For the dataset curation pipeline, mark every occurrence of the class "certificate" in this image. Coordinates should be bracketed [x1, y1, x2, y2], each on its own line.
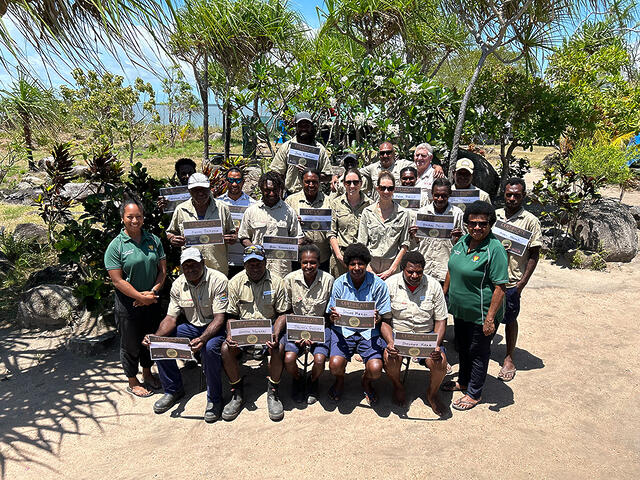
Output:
[300, 208, 332, 232]
[263, 236, 298, 261]
[334, 299, 375, 329]
[393, 331, 438, 358]
[416, 213, 455, 239]
[159, 186, 190, 214]
[393, 186, 422, 209]
[183, 219, 223, 246]
[229, 319, 273, 346]
[149, 335, 193, 361]
[492, 220, 533, 257]
[228, 205, 248, 228]
[450, 189, 480, 210]
[286, 315, 326, 343]
[287, 142, 320, 169]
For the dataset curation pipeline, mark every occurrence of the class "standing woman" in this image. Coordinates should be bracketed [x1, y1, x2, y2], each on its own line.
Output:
[443, 200, 508, 411]
[357, 171, 410, 280]
[328, 168, 372, 277]
[104, 196, 167, 397]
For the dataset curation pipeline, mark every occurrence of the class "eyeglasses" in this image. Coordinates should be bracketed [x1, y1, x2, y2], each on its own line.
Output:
[378, 185, 395, 192]
[415, 153, 430, 158]
[227, 178, 243, 184]
[344, 180, 360, 185]
[379, 150, 394, 156]
[467, 221, 489, 228]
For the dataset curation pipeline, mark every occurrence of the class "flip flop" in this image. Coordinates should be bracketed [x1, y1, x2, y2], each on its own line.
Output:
[126, 386, 154, 398]
[452, 395, 479, 411]
[363, 389, 378, 406]
[440, 381, 465, 392]
[498, 367, 517, 382]
[328, 385, 342, 402]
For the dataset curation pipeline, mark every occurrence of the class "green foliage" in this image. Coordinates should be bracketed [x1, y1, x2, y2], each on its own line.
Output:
[568, 138, 634, 189]
[160, 65, 201, 147]
[0, 142, 25, 185]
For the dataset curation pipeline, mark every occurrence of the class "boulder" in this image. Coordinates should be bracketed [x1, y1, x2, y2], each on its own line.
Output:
[66, 310, 117, 356]
[69, 165, 91, 179]
[210, 132, 223, 143]
[17, 284, 81, 329]
[0, 186, 41, 205]
[457, 148, 500, 198]
[0, 251, 12, 275]
[628, 205, 640, 229]
[574, 197, 638, 262]
[24, 263, 80, 290]
[541, 228, 577, 254]
[21, 175, 45, 186]
[61, 182, 99, 202]
[12, 223, 48, 244]
[37, 156, 54, 170]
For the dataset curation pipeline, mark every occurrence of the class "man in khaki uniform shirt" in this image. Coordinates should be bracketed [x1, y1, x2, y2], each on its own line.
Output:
[144, 248, 228, 422]
[360, 141, 413, 200]
[238, 171, 303, 278]
[222, 245, 289, 422]
[380, 251, 449, 415]
[167, 173, 236, 276]
[285, 169, 332, 269]
[452, 158, 492, 206]
[495, 177, 542, 383]
[269, 112, 333, 194]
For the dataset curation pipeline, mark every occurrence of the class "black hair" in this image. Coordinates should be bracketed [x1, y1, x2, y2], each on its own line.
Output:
[301, 168, 321, 179]
[463, 200, 497, 226]
[377, 170, 395, 186]
[259, 171, 285, 192]
[175, 157, 197, 171]
[119, 194, 144, 218]
[504, 177, 526, 193]
[343, 168, 362, 182]
[343, 243, 372, 266]
[432, 177, 452, 192]
[401, 250, 426, 270]
[299, 243, 321, 260]
[400, 166, 417, 178]
[226, 167, 244, 179]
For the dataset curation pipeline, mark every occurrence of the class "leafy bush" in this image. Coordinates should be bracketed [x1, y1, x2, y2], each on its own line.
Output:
[568, 139, 634, 196]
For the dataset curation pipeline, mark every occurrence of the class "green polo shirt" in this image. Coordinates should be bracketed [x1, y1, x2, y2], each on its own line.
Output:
[104, 229, 165, 292]
[447, 233, 508, 325]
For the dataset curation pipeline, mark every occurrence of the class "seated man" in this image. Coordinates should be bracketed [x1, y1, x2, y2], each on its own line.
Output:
[222, 245, 288, 422]
[326, 243, 392, 405]
[143, 248, 228, 423]
[381, 251, 449, 415]
[281, 244, 334, 405]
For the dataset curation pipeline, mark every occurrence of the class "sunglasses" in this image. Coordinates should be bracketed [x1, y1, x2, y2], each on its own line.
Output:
[467, 221, 489, 228]
[227, 178, 243, 184]
[344, 180, 361, 185]
[378, 185, 395, 192]
[379, 150, 394, 156]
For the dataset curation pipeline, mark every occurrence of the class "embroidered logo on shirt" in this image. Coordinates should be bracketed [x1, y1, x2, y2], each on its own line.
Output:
[219, 293, 228, 302]
[148, 245, 154, 251]
[472, 255, 480, 262]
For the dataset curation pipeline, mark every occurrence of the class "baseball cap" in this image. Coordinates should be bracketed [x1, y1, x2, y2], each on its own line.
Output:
[188, 172, 211, 189]
[294, 111, 313, 124]
[180, 247, 203, 264]
[455, 159, 474, 173]
[243, 244, 266, 263]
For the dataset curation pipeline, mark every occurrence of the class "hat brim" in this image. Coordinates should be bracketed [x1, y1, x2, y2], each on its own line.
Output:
[188, 182, 211, 189]
[456, 166, 474, 173]
[243, 253, 265, 263]
[181, 255, 203, 264]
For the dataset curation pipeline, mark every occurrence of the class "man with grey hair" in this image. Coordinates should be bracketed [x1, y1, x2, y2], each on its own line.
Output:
[414, 143, 445, 205]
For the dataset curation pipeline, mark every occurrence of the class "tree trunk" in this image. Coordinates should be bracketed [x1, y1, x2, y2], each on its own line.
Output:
[22, 113, 35, 171]
[448, 48, 490, 179]
[503, 140, 519, 182]
[223, 95, 232, 161]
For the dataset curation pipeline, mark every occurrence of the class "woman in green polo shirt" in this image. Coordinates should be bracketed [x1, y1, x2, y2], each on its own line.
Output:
[443, 201, 508, 411]
[104, 196, 167, 398]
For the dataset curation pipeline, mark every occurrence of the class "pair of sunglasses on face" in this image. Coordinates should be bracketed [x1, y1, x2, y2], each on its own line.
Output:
[226, 178, 243, 184]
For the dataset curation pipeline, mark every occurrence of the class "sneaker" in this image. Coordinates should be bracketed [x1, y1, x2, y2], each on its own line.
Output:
[204, 401, 223, 423]
[307, 378, 320, 405]
[267, 379, 284, 421]
[153, 390, 185, 414]
[222, 379, 245, 421]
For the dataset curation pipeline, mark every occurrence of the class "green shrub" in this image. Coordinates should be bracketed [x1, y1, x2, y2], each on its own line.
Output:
[568, 139, 634, 191]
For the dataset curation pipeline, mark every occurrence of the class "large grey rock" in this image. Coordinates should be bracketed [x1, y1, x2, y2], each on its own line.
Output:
[61, 182, 99, 201]
[66, 310, 116, 356]
[457, 148, 500, 198]
[0, 186, 41, 205]
[37, 156, 54, 170]
[69, 165, 91, 179]
[210, 132, 223, 143]
[628, 205, 640, 229]
[22, 174, 45, 186]
[24, 263, 80, 289]
[12, 223, 48, 244]
[541, 228, 577, 254]
[17, 284, 81, 329]
[574, 197, 638, 262]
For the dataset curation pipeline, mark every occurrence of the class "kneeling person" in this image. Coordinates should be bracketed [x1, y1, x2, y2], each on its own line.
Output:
[222, 245, 288, 422]
[382, 251, 448, 415]
[144, 248, 228, 422]
[282, 244, 334, 404]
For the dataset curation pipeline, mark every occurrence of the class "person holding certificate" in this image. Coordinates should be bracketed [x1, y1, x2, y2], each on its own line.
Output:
[328, 168, 372, 278]
[326, 243, 392, 405]
[156, 158, 197, 211]
[166, 173, 236, 276]
[360, 142, 412, 200]
[269, 111, 334, 195]
[238, 171, 303, 279]
[357, 171, 411, 280]
[381, 251, 449, 414]
[104, 196, 166, 398]
[452, 158, 491, 204]
[495, 178, 542, 382]
[142, 248, 228, 422]
[443, 201, 508, 411]
[285, 168, 332, 272]
[223, 245, 288, 422]
[281, 244, 334, 404]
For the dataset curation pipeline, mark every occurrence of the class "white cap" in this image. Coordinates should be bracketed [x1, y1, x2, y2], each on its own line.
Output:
[180, 247, 203, 264]
[188, 173, 211, 189]
[455, 158, 474, 173]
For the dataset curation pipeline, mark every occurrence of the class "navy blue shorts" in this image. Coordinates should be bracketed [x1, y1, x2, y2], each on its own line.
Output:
[329, 328, 386, 362]
[502, 286, 521, 324]
[279, 326, 331, 357]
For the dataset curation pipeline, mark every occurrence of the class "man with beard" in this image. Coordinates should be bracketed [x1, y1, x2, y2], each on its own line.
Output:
[270, 111, 334, 195]
[361, 141, 413, 200]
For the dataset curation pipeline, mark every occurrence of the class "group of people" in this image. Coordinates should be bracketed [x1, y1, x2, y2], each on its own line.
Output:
[104, 111, 542, 423]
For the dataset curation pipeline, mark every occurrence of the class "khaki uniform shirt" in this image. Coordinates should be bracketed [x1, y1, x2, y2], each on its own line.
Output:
[496, 207, 542, 288]
[283, 269, 334, 317]
[360, 158, 413, 200]
[414, 202, 464, 282]
[167, 196, 235, 276]
[386, 272, 448, 333]
[329, 193, 373, 249]
[285, 190, 332, 263]
[357, 203, 411, 259]
[237, 199, 302, 278]
[167, 267, 229, 327]
[227, 270, 288, 320]
[270, 136, 332, 194]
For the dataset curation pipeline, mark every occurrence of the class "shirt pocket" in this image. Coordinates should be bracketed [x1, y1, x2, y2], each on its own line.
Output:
[276, 219, 289, 236]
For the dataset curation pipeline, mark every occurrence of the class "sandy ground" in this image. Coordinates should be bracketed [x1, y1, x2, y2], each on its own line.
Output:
[1, 248, 639, 480]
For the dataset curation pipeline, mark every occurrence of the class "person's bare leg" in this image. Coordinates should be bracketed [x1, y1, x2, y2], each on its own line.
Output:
[362, 358, 382, 404]
[329, 355, 346, 398]
[128, 376, 152, 396]
[141, 367, 160, 389]
[268, 343, 284, 382]
[284, 351, 300, 380]
[501, 320, 518, 380]
[425, 353, 447, 416]
[383, 350, 405, 405]
[221, 342, 241, 382]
